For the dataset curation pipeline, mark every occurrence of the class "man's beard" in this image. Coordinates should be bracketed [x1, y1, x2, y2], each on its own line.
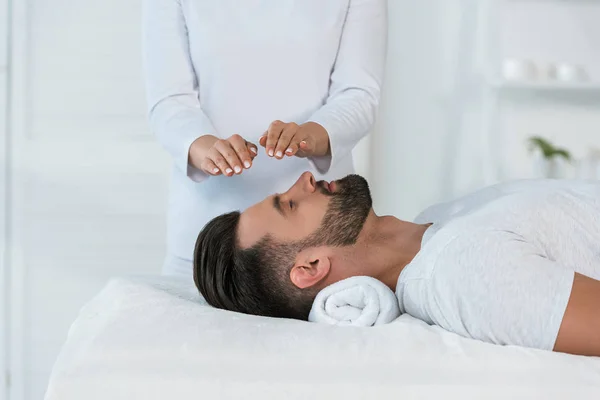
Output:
[308, 174, 373, 247]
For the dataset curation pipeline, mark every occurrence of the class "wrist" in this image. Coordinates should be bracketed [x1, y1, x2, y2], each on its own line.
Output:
[301, 122, 330, 157]
[189, 134, 218, 168]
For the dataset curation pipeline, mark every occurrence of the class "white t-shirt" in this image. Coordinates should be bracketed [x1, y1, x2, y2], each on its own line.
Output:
[397, 179, 600, 351]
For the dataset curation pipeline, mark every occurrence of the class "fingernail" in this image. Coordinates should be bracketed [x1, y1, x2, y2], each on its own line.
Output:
[301, 141, 307, 145]
[268, 149, 274, 157]
[286, 148, 293, 154]
[276, 151, 282, 158]
[234, 166, 242, 174]
[244, 161, 251, 168]
[213, 168, 220, 174]
[225, 168, 233, 175]
[250, 147, 257, 154]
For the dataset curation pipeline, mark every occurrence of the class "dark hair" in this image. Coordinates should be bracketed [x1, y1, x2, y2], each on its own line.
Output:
[193, 211, 317, 320]
[194, 174, 372, 320]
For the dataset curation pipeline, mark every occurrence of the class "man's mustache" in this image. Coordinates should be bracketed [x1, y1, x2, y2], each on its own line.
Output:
[316, 180, 335, 196]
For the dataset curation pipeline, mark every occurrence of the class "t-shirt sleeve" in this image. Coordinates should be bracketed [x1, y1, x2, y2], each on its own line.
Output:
[429, 230, 575, 351]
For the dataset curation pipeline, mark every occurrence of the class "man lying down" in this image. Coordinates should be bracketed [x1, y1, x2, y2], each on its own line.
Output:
[193, 172, 600, 357]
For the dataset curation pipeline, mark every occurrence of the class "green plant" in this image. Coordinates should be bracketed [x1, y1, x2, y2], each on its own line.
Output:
[528, 136, 572, 162]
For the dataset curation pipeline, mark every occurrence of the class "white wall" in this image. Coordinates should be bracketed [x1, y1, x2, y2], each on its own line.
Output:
[372, 0, 600, 220]
[1, 0, 9, 397]
[372, 0, 465, 220]
[7, 1, 170, 399]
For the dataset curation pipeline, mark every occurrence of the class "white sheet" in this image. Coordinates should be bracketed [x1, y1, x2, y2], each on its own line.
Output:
[45, 276, 600, 400]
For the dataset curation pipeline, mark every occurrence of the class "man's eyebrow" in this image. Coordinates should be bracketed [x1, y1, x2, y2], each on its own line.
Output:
[273, 195, 285, 216]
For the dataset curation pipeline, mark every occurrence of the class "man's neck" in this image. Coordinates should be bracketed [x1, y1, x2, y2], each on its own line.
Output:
[362, 215, 430, 291]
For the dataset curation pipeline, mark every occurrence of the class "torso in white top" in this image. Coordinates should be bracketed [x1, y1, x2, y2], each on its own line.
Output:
[400, 179, 600, 351]
[142, 0, 387, 276]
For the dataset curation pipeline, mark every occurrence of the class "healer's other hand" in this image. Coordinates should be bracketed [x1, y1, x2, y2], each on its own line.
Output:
[189, 134, 258, 177]
[259, 121, 330, 159]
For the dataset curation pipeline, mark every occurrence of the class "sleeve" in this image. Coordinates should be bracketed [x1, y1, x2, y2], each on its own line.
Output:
[308, 0, 388, 174]
[429, 230, 575, 351]
[142, 0, 217, 183]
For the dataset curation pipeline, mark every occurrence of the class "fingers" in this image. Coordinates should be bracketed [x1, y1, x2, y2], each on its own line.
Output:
[259, 135, 267, 149]
[199, 135, 258, 177]
[247, 142, 259, 159]
[200, 157, 222, 176]
[294, 138, 313, 158]
[281, 133, 305, 157]
[206, 146, 233, 176]
[300, 138, 312, 152]
[265, 120, 284, 158]
[261, 121, 306, 159]
[228, 134, 253, 170]
[274, 123, 299, 159]
[285, 141, 300, 157]
[214, 139, 244, 176]
[283, 129, 314, 158]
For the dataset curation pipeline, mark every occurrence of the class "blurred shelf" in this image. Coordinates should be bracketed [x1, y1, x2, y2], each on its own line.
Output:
[490, 79, 600, 93]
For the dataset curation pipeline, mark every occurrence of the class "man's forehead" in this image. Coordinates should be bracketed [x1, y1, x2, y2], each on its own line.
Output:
[237, 200, 270, 249]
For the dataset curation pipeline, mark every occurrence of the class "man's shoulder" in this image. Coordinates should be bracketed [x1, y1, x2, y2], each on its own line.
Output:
[422, 226, 520, 281]
[405, 226, 485, 283]
[414, 179, 594, 225]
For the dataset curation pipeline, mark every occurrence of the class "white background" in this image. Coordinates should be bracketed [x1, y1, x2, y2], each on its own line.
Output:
[1, 0, 9, 397]
[3, 0, 600, 399]
[372, 0, 600, 219]
[4, 1, 170, 399]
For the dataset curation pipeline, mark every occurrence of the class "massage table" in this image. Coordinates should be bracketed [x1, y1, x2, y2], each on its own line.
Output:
[45, 276, 600, 399]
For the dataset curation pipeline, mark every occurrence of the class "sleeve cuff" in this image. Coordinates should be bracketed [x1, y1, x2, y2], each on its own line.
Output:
[307, 116, 349, 175]
[187, 165, 210, 183]
[309, 155, 333, 175]
[178, 132, 210, 183]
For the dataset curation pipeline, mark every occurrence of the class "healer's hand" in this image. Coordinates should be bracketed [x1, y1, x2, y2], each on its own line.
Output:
[259, 121, 330, 159]
[189, 134, 258, 177]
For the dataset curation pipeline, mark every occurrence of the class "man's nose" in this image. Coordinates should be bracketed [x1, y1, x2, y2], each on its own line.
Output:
[296, 171, 316, 194]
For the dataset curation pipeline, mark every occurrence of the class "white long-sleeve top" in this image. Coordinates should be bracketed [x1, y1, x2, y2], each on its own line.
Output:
[142, 0, 387, 276]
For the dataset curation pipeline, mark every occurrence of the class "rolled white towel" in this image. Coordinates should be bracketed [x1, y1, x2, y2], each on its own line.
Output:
[308, 276, 401, 327]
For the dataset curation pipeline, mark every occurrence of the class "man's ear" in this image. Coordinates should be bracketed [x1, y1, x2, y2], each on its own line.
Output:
[289, 247, 331, 289]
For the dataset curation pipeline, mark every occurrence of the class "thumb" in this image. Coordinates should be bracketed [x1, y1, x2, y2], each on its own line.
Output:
[246, 141, 258, 157]
[259, 134, 268, 147]
[299, 136, 314, 154]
